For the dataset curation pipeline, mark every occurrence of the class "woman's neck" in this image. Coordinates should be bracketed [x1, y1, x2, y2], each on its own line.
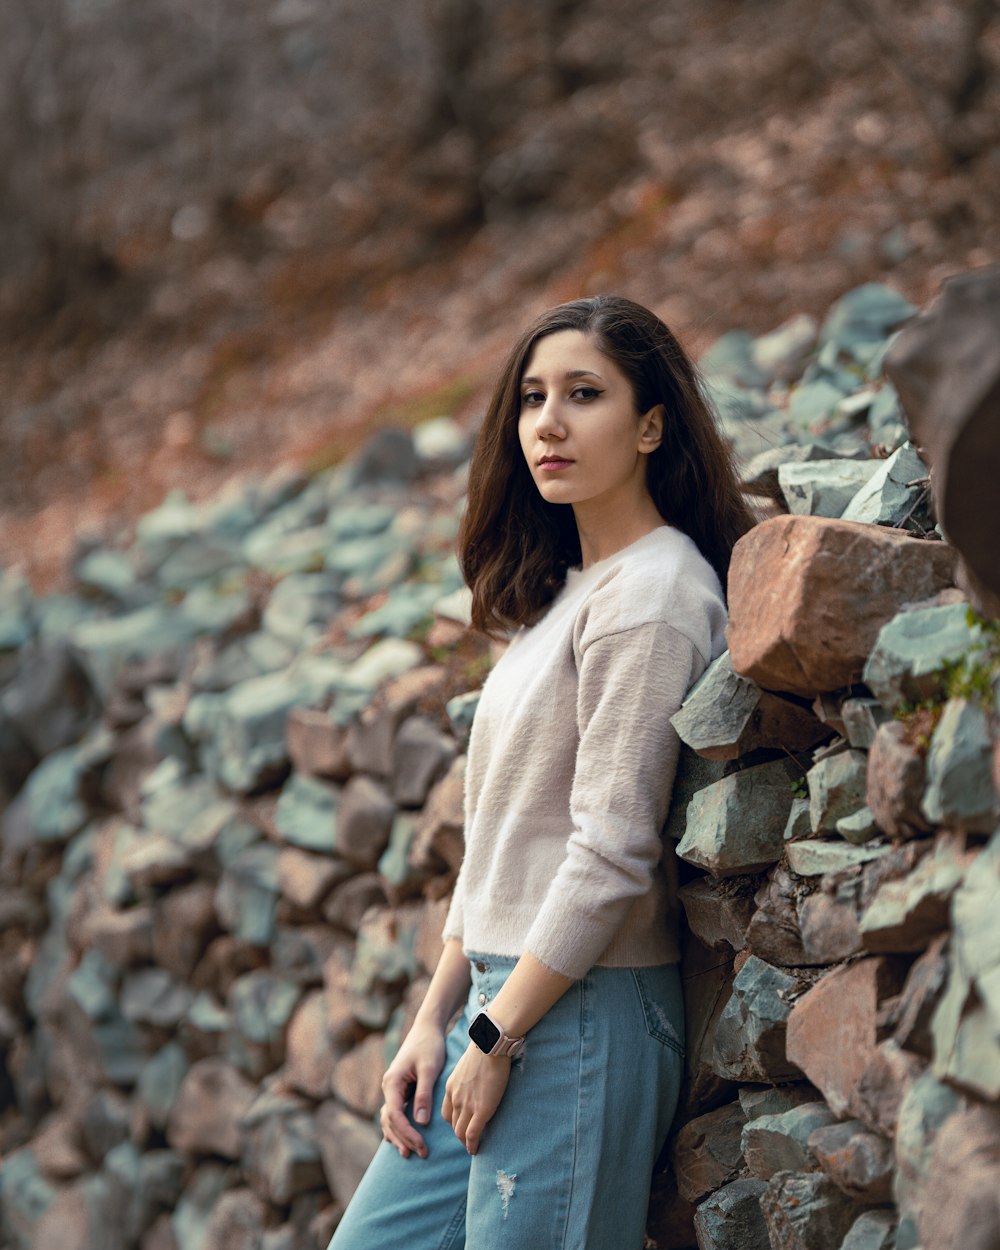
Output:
[573, 496, 667, 568]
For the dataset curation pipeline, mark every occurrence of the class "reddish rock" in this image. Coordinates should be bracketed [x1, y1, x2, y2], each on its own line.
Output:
[670, 1100, 747, 1204]
[807, 1119, 894, 1203]
[190, 934, 268, 999]
[678, 875, 756, 951]
[852, 1039, 924, 1139]
[798, 885, 864, 965]
[392, 715, 456, 807]
[885, 264, 1000, 614]
[315, 1101, 381, 1207]
[409, 756, 466, 888]
[414, 895, 452, 975]
[166, 1057, 256, 1159]
[141, 1215, 178, 1250]
[918, 1102, 1000, 1250]
[332, 1031, 387, 1119]
[759, 1169, 860, 1250]
[336, 776, 396, 869]
[892, 934, 949, 1058]
[323, 872, 388, 934]
[82, 901, 154, 969]
[277, 847, 350, 912]
[727, 515, 955, 696]
[287, 706, 352, 781]
[31, 1111, 88, 1180]
[31, 1184, 91, 1250]
[347, 666, 448, 777]
[151, 880, 220, 979]
[746, 866, 810, 966]
[203, 1188, 272, 1250]
[866, 721, 931, 838]
[786, 956, 910, 1121]
[284, 990, 339, 1099]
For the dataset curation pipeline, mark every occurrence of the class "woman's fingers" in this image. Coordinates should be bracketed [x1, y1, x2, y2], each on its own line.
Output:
[381, 1069, 428, 1158]
[412, 1057, 438, 1126]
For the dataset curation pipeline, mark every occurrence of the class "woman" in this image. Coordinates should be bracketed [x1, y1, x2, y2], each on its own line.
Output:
[328, 295, 754, 1250]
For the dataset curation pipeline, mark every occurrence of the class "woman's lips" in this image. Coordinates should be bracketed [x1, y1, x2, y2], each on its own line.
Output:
[539, 458, 574, 472]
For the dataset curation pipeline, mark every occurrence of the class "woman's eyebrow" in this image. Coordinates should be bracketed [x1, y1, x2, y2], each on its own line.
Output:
[521, 369, 606, 385]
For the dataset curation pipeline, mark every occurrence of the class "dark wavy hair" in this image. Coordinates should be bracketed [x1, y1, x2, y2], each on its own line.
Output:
[459, 294, 756, 637]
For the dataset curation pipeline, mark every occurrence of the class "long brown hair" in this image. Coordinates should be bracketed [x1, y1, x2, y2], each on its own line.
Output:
[459, 295, 755, 637]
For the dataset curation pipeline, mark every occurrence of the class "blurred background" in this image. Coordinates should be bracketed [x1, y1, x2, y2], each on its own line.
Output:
[1, 0, 997, 589]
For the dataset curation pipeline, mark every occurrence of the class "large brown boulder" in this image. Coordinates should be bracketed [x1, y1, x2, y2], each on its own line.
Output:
[885, 264, 1000, 616]
[727, 515, 955, 695]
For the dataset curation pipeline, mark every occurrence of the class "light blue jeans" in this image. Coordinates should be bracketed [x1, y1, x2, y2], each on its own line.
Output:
[327, 954, 685, 1250]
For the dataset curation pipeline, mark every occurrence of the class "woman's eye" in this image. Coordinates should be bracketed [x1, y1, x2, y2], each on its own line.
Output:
[572, 386, 601, 401]
[521, 390, 544, 407]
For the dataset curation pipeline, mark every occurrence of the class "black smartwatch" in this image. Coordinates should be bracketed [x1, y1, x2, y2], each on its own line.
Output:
[469, 1009, 526, 1058]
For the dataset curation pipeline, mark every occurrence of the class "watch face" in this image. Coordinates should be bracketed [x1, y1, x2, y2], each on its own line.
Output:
[469, 1012, 502, 1053]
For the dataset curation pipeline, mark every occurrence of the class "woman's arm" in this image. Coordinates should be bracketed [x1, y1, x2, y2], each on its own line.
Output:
[441, 952, 573, 1155]
[379, 938, 471, 1158]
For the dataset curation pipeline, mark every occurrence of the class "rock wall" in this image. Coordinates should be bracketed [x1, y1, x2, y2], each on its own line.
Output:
[1, 279, 998, 1250]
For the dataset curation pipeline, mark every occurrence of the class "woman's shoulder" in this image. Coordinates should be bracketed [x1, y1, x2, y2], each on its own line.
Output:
[574, 526, 727, 656]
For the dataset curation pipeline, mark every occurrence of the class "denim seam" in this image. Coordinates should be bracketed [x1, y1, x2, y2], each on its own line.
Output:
[435, 1193, 467, 1250]
[630, 969, 685, 1057]
[558, 975, 587, 1250]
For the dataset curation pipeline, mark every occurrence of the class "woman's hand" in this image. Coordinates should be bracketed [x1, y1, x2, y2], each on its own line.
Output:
[441, 1043, 512, 1155]
[379, 1020, 447, 1159]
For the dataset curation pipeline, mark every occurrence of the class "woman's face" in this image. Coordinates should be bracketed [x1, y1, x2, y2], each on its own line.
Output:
[517, 329, 663, 519]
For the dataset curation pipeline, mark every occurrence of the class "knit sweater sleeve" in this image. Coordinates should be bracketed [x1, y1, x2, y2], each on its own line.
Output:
[523, 618, 705, 979]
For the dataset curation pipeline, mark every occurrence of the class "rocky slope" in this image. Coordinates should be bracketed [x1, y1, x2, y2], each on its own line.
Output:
[0, 276, 999, 1250]
[1, 0, 998, 590]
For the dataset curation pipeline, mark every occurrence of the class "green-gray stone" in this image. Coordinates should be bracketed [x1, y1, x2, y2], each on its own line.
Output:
[922, 697, 997, 832]
[67, 948, 119, 1021]
[863, 603, 981, 714]
[820, 283, 916, 355]
[893, 1071, 966, 1249]
[228, 970, 301, 1048]
[784, 796, 812, 841]
[263, 572, 341, 646]
[446, 690, 480, 741]
[836, 805, 879, 845]
[677, 760, 795, 876]
[741, 1101, 839, 1177]
[215, 842, 280, 944]
[786, 839, 891, 876]
[789, 379, 846, 426]
[712, 955, 803, 1082]
[778, 458, 880, 517]
[841, 442, 930, 529]
[378, 812, 422, 892]
[808, 748, 868, 833]
[0, 1147, 56, 1250]
[137, 1043, 189, 1130]
[22, 746, 90, 844]
[69, 604, 201, 700]
[693, 1178, 771, 1250]
[671, 650, 761, 755]
[275, 773, 339, 853]
[171, 1162, 237, 1250]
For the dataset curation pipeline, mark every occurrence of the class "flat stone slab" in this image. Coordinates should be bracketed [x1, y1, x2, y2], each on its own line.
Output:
[786, 839, 891, 876]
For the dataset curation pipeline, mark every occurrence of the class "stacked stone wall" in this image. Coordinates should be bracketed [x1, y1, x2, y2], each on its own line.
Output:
[1, 277, 998, 1250]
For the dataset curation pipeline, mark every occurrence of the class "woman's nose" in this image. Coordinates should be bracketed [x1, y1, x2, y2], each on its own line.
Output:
[534, 398, 565, 438]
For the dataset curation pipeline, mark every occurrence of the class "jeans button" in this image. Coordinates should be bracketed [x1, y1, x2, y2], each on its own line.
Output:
[474, 961, 487, 973]
[477, 992, 488, 1006]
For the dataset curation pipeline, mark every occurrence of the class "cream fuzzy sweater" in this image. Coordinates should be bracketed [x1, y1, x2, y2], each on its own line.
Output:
[443, 525, 728, 980]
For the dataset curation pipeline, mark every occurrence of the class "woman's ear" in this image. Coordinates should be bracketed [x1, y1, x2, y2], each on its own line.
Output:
[638, 404, 665, 454]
